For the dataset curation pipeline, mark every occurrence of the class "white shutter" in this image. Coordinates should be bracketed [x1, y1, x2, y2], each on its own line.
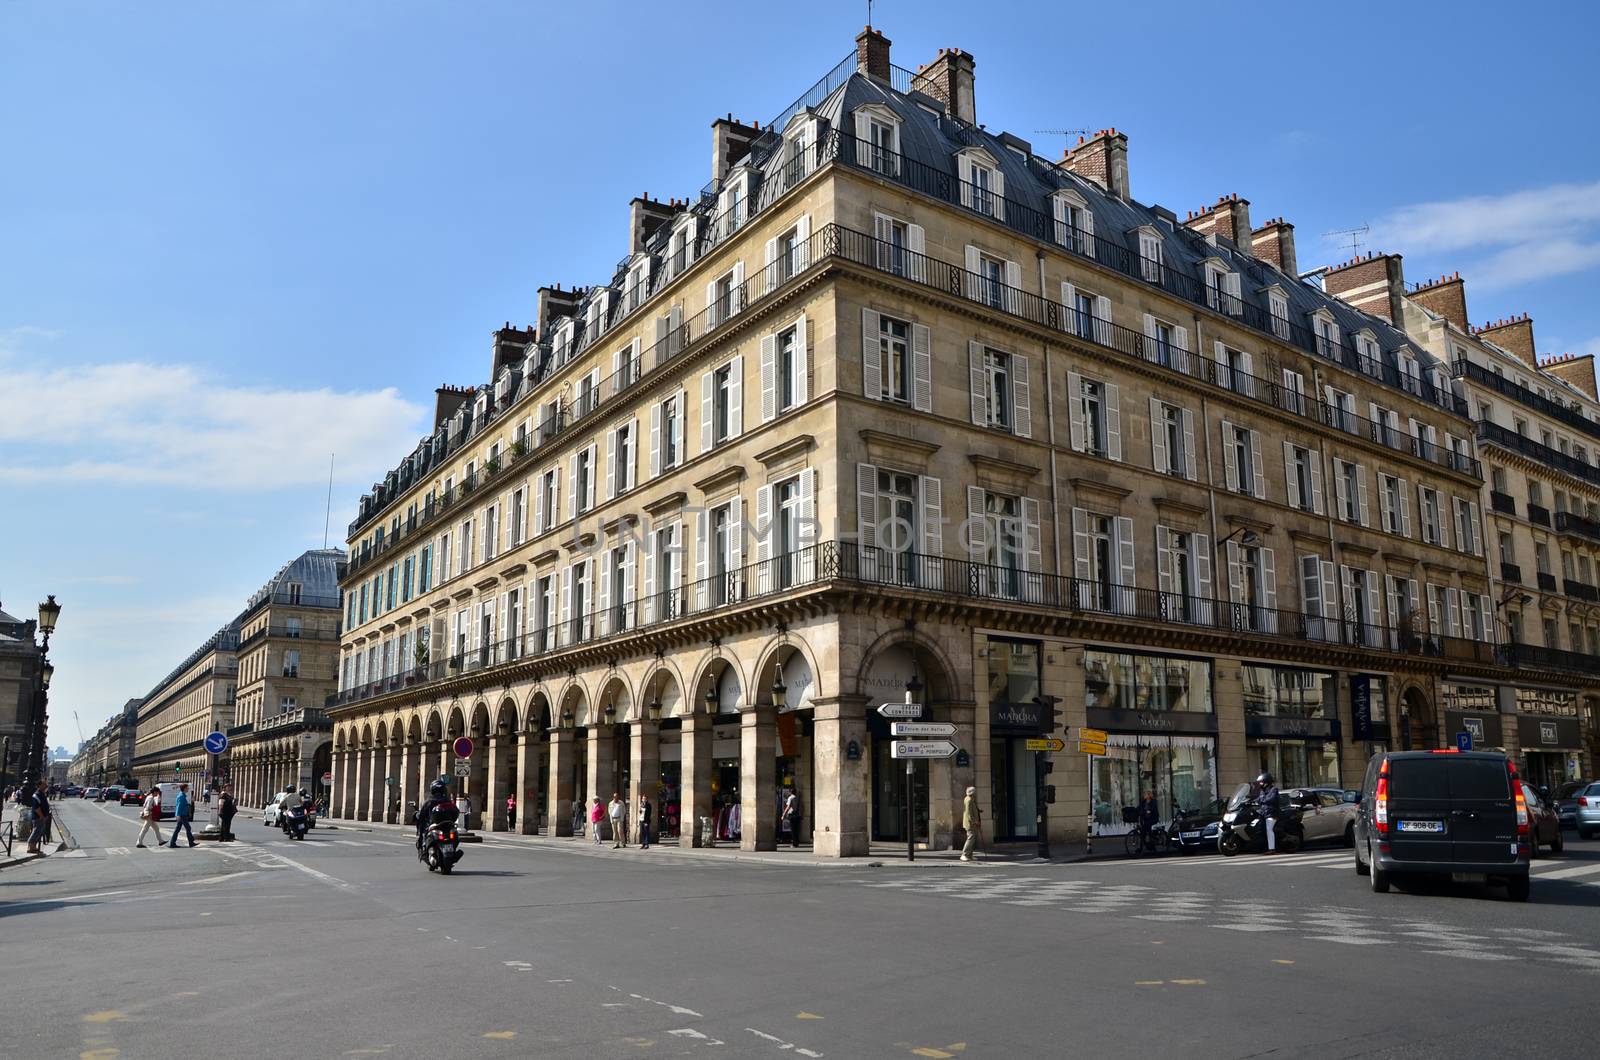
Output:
[623, 540, 636, 613]
[1249, 430, 1265, 500]
[963, 245, 981, 301]
[598, 547, 612, 617]
[1182, 410, 1197, 479]
[1260, 547, 1278, 631]
[969, 340, 987, 425]
[1470, 503, 1481, 555]
[754, 483, 773, 589]
[1398, 478, 1412, 537]
[559, 567, 572, 644]
[626, 419, 638, 491]
[674, 390, 685, 463]
[763, 236, 779, 295]
[1237, 349, 1255, 397]
[1004, 259, 1022, 310]
[728, 497, 743, 571]
[1480, 594, 1494, 642]
[1142, 313, 1157, 363]
[1061, 281, 1077, 334]
[907, 224, 925, 282]
[1322, 560, 1339, 636]
[1447, 587, 1462, 638]
[701, 370, 714, 451]
[585, 444, 596, 508]
[730, 260, 744, 316]
[1379, 476, 1394, 531]
[1149, 398, 1168, 474]
[1068, 371, 1086, 452]
[795, 470, 817, 580]
[1357, 465, 1370, 526]
[1156, 525, 1173, 595]
[1224, 271, 1242, 306]
[793, 315, 809, 405]
[1115, 515, 1135, 596]
[533, 477, 545, 535]
[1365, 571, 1382, 638]
[727, 355, 742, 437]
[669, 523, 682, 615]
[1071, 506, 1091, 581]
[1193, 533, 1213, 620]
[1426, 584, 1440, 636]
[1172, 326, 1189, 374]
[861, 307, 882, 399]
[605, 428, 617, 500]
[1023, 497, 1042, 574]
[650, 401, 662, 478]
[1308, 451, 1324, 514]
[1284, 442, 1301, 510]
[1300, 554, 1323, 628]
[920, 475, 944, 589]
[1012, 354, 1031, 438]
[1226, 540, 1245, 606]
[567, 452, 578, 516]
[857, 463, 879, 580]
[1094, 296, 1112, 345]
[1104, 382, 1120, 460]
[912, 323, 932, 412]
[1385, 576, 1400, 639]
[1333, 460, 1349, 520]
[759, 331, 777, 422]
[1221, 421, 1238, 492]
[968, 486, 988, 577]
[853, 109, 871, 166]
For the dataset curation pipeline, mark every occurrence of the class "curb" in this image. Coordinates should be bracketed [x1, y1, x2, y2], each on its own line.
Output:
[0, 851, 45, 871]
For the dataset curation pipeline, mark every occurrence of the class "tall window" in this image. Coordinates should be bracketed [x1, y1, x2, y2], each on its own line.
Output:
[484, 506, 499, 561]
[509, 488, 525, 546]
[970, 162, 996, 216]
[983, 348, 1012, 431]
[535, 575, 554, 652]
[613, 422, 634, 496]
[879, 316, 910, 403]
[610, 546, 629, 633]
[713, 362, 735, 444]
[1380, 474, 1405, 536]
[575, 449, 593, 513]
[776, 324, 800, 413]
[984, 493, 1022, 596]
[711, 504, 734, 607]
[539, 469, 558, 532]
[283, 649, 300, 678]
[868, 118, 897, 176]
[1084, 511, 1115, 610]
[979, 252, 1005, 308]
[1420, 487, 1442, 545]
[507, 588, 523, 659]
[660, 395, 680, 471]
[1230, 425, 1256, 496]
[656, 523, 680, 616]
[877, 469, 918, 582]
[1156, 402, 1186, 477]
[1287, 445, 1315, 512]
[1081, 377, 1108, 456]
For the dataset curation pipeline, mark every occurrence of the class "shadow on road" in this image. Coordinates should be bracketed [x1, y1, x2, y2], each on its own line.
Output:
[1390, 874, 1600, 908]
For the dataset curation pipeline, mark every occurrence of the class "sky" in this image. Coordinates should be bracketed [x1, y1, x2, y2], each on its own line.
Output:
[4, 0, 1599, 750]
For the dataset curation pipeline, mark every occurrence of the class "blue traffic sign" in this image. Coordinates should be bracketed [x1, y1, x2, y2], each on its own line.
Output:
[204, 731, 229, 755]
[1456, 730, 1473, 752]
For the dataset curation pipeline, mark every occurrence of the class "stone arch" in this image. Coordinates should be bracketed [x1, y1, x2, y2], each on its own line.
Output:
[751, 636, 823, 712]
[687, 652, 748, 717]
[359, 722, 374, 747]
[557, 681, 589, 728]
[469, 699, 493, 739]
[406, 712, 424, 742]
[423, 708, 445, 742]
[493, 696, 518, 736]
[639, 662, 686, 718]
[521, 689, 553, 734]
[1401, 682, 1436, 751]
[856, 628, 960, 706]
[445, 701, 468, 737]
[596, 671, 636, 722]
[374, 720, 389, 746]
[386, 712, 407, 744]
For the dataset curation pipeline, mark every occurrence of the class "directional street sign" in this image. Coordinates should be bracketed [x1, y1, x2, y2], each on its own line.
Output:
[891, 722, 956, 737]
[1078, 727, 1108, 744]
[452, 758, 472, 777]
[452, 736, 475, 758]
[203, 731, 229, 755]
[1024, 737, 1066, 753]
[1078, 739, 1107, 756]
[876, 702, 924, 719]
[890, 739, 958, 759]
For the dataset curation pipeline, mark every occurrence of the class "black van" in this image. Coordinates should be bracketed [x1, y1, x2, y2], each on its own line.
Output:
[1352, 750, 1531, 901]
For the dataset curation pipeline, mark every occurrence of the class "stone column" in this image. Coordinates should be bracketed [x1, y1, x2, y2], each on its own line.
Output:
[681, 714, 714, 847]
[1215, 659, 1248, 792]
[1046, 641, 1088, 848]
[334, 750, 351, 818]
[515, 731, 539, 835]
[629, 719, 660, 836]
[587, 726, 615, 840]
[367, 746, 387, 823]
[402, 741, 420, 822]
[350, 747, 366, 820]
[547, 729, 574, 836]
[812, 695, 869, 857]
[396, 743, 412, 823]
[740, 704, 778, 851]
[488, 735, 511, 832]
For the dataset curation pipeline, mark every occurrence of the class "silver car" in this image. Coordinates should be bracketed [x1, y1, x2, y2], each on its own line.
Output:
[1576, 782, 1600, 840]
[1287, 787, 1360, 846]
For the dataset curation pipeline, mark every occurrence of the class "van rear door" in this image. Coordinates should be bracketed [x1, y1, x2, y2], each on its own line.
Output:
[1385, 757, 1453, 862]
[1447, 756, 1517, 865]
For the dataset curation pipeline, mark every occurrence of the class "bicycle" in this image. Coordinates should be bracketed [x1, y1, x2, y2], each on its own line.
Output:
[1124, 824, 1170, 856]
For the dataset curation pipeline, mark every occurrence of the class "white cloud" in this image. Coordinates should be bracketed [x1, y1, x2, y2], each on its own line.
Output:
[1360, 180, 1600, 292]
[0, 360, 426, 489]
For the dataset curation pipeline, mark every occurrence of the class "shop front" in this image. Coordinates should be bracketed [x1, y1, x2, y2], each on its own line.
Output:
[1441, 682, 1504, 754]
[1349, 674, 1391, 753]
[1084, 648, 1216, 835]
[1243, 664, 1342, 788]
[864, 644, 930, 843]
[986, 637, 1044, 842]
[1516, 686, 1584, 788]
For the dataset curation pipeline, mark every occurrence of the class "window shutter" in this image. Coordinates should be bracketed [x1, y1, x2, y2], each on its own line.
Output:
[1300, 554, 1322, 624]
[1480, 594, 1494, 642]
[1172, 326, 1189, 374]
[1357, 466, 1370, 526]
[585, 444, 596, 508]
[861, 308, 882, 399]
[853, 109, 871, 166]
[1142, 313, 1157, 362]
[1221, 420, 1238, 492]
[1426, 584, 1440, 636]
[650, 401, 662, 478]
[906, 224, 925, 282]
[755, 484, 773, 572]
[1023, 497, 1042, 574]
[1061, 281, 1077, 334]
[969, 340, 987, 426]
[730, 261, 744, 316]
[1308, 450, 1324, 514]
[568, 453, 578, 516]
[1446, 587, 1462, 637]
[1398, 478, 1412, 536]
[605, 428, 617, 500]
[1226, 540, 1244, 606]
[763, 235, 779, 295]
[1260, 547, 1278, 623]
[672, 521, 687, 592]
[1322, 560, 1339, 634]
[760, 331, 777, 422]
[533, 480, 545, 537]
[963, 245, 981, 301]
[1333, 461, 1349, 519]
[1156, 526, 1173, 596]
[1080, 207, 1096, 254]
[701, 370, 714, 451]
[920, 475, 944, 589]
[1237, 350, 1255, 396]
[1004, 260, 1021, 309]
[1149, 398, 1168, 474]
[1283, 442, 1301, 510]
[1068, 370, 1086, 451]
[1104, 382, 1120, 460]
[1094, 296, 1111, 344]
[559, 567, 572, 644]
[1249, 430, 1265, 499]
[683, 520, 696, 613]
[857, 463, 879, 579]
[1012, 353, 1031, 438]
[1193, 534, 1213, 612]
[668, 304, 683, 361]
[1072, 507, 1091, 580]
[1224, 271, 1242, 305]
[1182, 410, 1197, 479]
[597, 549, 612, 615]
[1469, 502, 1481, 555]
[1365, 571, 1382, 636]
[612, 345, 622, 382]
[623, 541, 636, 610]
[793, 315, 809, 405]
[1115, 515, 1135, 594]
[627, 417, 638, 492]
[795, 470, 817, 581]
[727, 355, 742, 436]
[1385, 575, 1400, 635]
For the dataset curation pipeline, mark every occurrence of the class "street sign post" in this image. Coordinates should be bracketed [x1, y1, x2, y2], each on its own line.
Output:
[876, 701, 924, 720]
[1078, 727, 1108, 744]
[1456, 730, 1473, 752]
[889, 739, 958, 759]
[890, 722, 956, 737]
[452, 736, 474, 758]
[1024, 737, 1066, 753]
[1077, 740, 1107, 756]
[203, 732, 228, 755]
[453, 758, 471, 778]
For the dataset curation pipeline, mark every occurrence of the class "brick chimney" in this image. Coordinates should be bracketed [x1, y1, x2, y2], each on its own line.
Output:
[856, 25, 891, 83]
[628, 194, 680, 255]
[1060, 129, 1130, 202]
[912, 47, 976, 125]
[1543, 353, 1599, 401]
[1250, 218, 1298, 277]
[491, 323, 536, 379]
[536, 284, 583, 339]
[1183, 194, 1252, 247]
[711, 114, 763, 185]
[1323, 251, 1406, 324]
[433, 385, 474, 431]
[1408, 272, 1469, 330]
[1474, 314, 1538, 368]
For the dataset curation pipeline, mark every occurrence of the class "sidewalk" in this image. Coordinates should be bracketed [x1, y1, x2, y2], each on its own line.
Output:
[1, 803, 68, 870]
[321, 815, 1108, 869]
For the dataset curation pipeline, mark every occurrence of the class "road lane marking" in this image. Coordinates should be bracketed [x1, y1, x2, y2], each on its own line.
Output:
[747, 1028, 823, 1057]
[1533, 862, 1600, 881]
[483, 1031, 516, 1040]
[178, 871, 254, 886]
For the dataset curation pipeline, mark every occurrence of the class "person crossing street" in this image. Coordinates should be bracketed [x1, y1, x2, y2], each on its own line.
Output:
[167, 783, 196, 847]
[136, 787, 164, 848]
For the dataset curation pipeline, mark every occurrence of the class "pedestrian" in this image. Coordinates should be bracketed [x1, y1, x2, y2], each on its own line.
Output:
[590, 797, 604, 845]
[457, 792, 473, 832]
[25, 781, 51, 854]
[1255, 772, 1281, 854]
[1136, 789, 1159, 854]
[961, 786, 981, 862]
[637, 794, 652, 849]
[136, 786, 165, 848]
[608, 793, 626, 848]
[781, 787, 802, 849]
[218, 785, 237, 841]
[167, 783, 197, 847]
[506, 793, 517, 830]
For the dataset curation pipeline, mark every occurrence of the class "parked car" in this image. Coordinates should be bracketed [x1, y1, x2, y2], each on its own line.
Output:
[101, 786, 122, 802]
[1573, 782, 1600, 840]
[1287, 788, 1361, 846]
[82, 787, 101, 801]
[1520, 780, 1563, 856]
[1168, 797, 1228, 852]
[1552, 780, 1592, 830]
[63, 785, 81, 798]
[1353, 749, 1531, 901]
[119, 788, 144, 806]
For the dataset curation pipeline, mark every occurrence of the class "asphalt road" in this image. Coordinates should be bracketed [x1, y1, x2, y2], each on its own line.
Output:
[6, 801, 1600, 1060]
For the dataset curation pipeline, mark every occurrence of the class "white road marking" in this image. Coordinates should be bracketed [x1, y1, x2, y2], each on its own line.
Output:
[178, 871, 255, 886]
[747, 1027, 824, 1056]
[1532, 862, 1600, 881]
[1304, 936, 1393, 945]
[4, 889, 131, 908]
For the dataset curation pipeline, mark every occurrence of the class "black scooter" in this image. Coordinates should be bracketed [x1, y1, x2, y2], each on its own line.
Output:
[282, 804, 309, 840]
[1218, 784, 1303, 856]
[415, 804, 464, 875]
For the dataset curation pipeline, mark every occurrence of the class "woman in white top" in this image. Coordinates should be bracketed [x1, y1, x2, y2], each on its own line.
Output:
[136, 788, 164, 848]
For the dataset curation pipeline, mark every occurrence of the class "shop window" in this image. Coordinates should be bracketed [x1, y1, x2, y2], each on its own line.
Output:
[1083, 650, 1213, 714]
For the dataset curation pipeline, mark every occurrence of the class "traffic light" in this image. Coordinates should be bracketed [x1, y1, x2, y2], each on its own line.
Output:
[1036, 694, 1064, 734]
[174, 764, 182, 775]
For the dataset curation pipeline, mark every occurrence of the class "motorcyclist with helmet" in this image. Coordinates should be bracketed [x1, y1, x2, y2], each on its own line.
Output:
[1255, 771, 1281, 853]
[413, 777, 458, 847]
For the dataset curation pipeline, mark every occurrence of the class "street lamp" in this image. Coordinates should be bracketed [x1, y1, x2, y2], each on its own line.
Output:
[771, 670, 787, 711]
[704, 681, 719, 715]
[37, 595, 62, 644]
[40, 661, 54, 690]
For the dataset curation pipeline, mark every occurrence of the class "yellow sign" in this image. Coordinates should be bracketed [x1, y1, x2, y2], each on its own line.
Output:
[1078, 740, 1107, 756]
[1079, 727, 1109, 743]
[1024, 737, 1066, 752]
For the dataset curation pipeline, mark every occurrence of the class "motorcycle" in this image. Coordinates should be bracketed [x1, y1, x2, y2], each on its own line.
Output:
[282, 804, 309, 841]
[1218, 782, 1303, 856]
[416, 804, 464, 875]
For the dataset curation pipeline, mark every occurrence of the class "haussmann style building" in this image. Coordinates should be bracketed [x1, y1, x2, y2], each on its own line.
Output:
[323, 28, 1593, 855]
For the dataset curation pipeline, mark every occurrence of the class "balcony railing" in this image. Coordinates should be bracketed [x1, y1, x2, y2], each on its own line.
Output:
[1477, 420, 1600, 489]
[1500, 562, 1522, 584]
[1453, 358, 1600, 445]
[1555, 510, 1600, 544]
[1490, 490, 1516, 514]
[237, 625, 340, 650]
[1564, 579, 1599, 603]
[1527, 503, 1552, 527]
[1538, 571, 1558, 592]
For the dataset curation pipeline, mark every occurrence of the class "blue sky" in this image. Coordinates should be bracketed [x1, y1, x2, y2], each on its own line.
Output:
[4, 0, 1598, 750]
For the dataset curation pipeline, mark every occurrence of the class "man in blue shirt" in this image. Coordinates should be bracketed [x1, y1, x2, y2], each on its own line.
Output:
[167, 783, 196, 848]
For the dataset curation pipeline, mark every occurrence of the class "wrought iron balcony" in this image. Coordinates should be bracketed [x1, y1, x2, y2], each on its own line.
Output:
[1538, 571, 1558, 592]
[1500, 562, 1522, 584]
[1490, 490, 1516, 514]
[1555, 510, 1600, 544]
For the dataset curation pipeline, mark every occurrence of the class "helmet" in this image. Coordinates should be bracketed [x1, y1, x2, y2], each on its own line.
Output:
[1256, 772, 1274, 786]
[429, 778, 449, 798]
[284, 784, 296, 793]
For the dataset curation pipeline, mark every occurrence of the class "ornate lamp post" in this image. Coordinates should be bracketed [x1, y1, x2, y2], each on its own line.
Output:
[24, 596, 62, 785]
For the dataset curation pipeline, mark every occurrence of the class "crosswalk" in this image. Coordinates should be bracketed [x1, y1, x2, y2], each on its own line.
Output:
[1103, 846, 1600, 885]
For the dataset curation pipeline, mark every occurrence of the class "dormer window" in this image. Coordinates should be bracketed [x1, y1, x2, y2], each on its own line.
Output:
[782, 114, 819, 186]
[583, 291, 613, 345]
[853, 104, 901, 177]
[626, 256, 652, 313]
[667, 215, 700, 278]
[1312, 311, 1341, 358]
[1266, 288, 1291, 340]
[1136, 227, 1164, 284]
[1203, 258, 1241, 314]
[716, 170, 751, 241]
[957, 147, 1004, 220]
[1052, 189, 1094, 256]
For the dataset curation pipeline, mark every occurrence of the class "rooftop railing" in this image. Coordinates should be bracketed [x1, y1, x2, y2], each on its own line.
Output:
[1453, 358, 1600, 444]
[1477, 420, 1600, 489]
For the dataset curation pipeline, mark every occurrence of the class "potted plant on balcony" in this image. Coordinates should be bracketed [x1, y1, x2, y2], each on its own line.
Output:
[511, 438, 530, 459]
[484, 456, 502, 476]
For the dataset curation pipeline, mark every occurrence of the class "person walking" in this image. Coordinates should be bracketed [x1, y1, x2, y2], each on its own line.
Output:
[637, 794, 653, 849]
[589, 797, 605, 845]
[608, 793, 626, 849]
[961, 786, 982, 862]
[25, 781, 51, 854]
[457, 792, 473, 832]
[167, 783, 196, 848]
[1136, 789, 1159, 855]
[506, 793, 517, 830]
[136, 787, 165, 848]
[781, 788, 802, 849]
[218, 785, 237, 842]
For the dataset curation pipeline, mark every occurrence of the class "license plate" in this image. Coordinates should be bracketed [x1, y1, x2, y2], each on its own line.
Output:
[1397, 819, 1445, 833]
[1450, 872, 1486, 883]
[1181, 831, 1201, 839]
